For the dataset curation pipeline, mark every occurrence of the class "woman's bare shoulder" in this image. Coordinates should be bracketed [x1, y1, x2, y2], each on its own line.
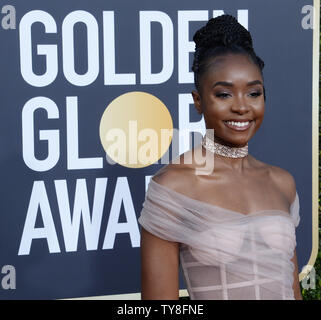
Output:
[152, 163, 195, 193]
[268, 164, 297, 204]
[248, 155, 296, 203]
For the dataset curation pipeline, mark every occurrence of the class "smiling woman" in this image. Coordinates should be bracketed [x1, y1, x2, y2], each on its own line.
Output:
[138, 14, 302, 300]
[193, 53, 265, 150]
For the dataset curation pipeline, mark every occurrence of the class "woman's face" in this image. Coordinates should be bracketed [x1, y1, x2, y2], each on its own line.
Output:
[192, 53, 265, 148]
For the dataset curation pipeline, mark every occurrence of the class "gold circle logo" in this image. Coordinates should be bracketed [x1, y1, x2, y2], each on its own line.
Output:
[99, 91, 173, 168]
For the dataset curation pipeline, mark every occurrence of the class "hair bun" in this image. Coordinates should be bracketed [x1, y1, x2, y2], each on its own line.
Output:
[193, 14, 253, 52]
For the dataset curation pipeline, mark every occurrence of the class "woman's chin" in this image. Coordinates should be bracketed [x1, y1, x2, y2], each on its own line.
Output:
[215, 134, 251, 148]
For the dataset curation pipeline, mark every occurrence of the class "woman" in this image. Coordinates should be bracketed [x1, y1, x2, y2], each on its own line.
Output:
[138, 14, 302, 300]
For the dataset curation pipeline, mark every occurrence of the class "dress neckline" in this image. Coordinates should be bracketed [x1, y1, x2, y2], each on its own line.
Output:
[149, 177, 297, 217]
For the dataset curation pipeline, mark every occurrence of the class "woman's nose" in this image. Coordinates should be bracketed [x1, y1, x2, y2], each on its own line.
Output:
[232, 105, 250, 114]
[231, 95, 250, 113]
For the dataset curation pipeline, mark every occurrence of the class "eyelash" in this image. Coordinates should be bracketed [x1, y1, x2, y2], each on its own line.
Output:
[216, 91, 262, 99]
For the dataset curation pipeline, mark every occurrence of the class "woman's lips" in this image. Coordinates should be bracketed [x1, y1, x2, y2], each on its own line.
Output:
[223, 120, 253, 131]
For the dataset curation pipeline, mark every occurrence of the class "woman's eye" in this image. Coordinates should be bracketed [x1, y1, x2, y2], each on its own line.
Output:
[216, 93, 230, 99]
[249, 91, 262, 97]
[215, 91, 262, 99]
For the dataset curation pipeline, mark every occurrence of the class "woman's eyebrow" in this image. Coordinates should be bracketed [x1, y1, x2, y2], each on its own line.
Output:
[212, 80, 263, 88]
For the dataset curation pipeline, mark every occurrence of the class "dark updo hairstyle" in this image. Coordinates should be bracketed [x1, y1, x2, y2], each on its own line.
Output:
[192, 14, 266, 101]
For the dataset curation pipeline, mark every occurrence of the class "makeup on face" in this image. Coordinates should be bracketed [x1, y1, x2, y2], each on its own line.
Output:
[194, 54, 265, 147]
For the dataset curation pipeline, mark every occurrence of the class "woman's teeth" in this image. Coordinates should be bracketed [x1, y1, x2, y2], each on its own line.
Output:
[226, 121, 249, 127]
[224, 120, 252, 131]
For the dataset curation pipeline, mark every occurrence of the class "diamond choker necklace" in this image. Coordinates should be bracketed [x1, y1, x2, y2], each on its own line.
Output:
[201, 132, 248, 158]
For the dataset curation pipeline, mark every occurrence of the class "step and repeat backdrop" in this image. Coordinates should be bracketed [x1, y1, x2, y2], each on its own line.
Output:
[0, 0, 316, 299]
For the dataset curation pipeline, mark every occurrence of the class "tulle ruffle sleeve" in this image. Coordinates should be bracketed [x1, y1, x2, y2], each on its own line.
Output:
[138, 179, 207, 243]
[290, 192, 300, 228]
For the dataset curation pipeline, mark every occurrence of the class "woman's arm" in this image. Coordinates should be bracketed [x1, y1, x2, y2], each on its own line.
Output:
[291, 249, 303, 300]
[270, 167, 302, 300]
[140, 227, 180, 300]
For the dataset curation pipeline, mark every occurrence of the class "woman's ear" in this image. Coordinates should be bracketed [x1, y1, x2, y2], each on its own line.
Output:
[192, 90, 202, 115]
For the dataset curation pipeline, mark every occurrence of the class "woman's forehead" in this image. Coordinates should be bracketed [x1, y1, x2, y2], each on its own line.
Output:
[202, 55, 263, 85]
